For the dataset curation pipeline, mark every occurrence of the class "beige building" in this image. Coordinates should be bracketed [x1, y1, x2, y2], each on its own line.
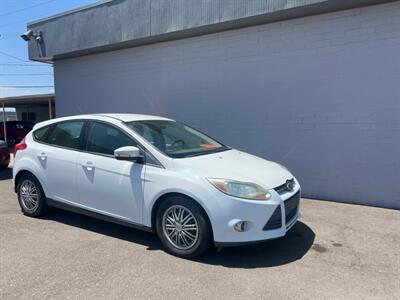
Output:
[0, 93, 55, 123]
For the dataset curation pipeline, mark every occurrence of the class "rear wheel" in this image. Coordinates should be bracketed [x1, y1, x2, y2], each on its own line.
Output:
[17, 173, 48, 217]
[156, 196, 212, 258]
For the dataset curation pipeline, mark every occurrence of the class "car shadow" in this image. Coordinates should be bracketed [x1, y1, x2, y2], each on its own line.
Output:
[44, 208, 315, 268]
[43, 208, 163, 251]
[196, 221, 315, 268]
[0, 167, 12, 180]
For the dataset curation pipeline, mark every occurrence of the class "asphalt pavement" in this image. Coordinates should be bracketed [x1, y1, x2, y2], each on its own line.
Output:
[0, 165, 399, 299]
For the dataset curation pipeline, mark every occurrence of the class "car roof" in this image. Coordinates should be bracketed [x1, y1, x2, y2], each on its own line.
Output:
[32, 113, 174, 130]
[94, 113, 173, 122]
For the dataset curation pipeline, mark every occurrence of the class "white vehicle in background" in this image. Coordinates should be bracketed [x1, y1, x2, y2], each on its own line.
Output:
[13, 114, 301, 258]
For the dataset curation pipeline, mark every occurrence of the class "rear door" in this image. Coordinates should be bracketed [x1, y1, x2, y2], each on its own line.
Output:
[76, 121, 145, 224]
[33, 120, 85, 203]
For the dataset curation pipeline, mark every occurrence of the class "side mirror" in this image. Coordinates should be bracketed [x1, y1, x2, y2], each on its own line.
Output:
[114, 146, 143, 162]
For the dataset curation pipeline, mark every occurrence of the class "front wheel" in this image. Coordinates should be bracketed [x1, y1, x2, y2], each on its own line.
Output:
[156, 196, 212, 258]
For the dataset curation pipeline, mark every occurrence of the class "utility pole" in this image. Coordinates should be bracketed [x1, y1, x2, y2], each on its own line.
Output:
[2, 101, 7, 145]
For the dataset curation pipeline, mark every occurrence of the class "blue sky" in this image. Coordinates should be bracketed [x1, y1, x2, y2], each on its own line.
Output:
[0, 0, 97, 98]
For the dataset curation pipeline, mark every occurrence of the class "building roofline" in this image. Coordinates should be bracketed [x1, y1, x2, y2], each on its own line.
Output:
[27, 0, 113, 26]
[0, 93, 55, 107]
[26, 0, 397, 62]
[0, 93, 54, 102]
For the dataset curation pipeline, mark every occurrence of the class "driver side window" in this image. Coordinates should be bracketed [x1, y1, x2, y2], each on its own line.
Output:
[86, 122, 136, 156]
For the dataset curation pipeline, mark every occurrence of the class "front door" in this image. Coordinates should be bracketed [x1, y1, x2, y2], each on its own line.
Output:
[76, 121, 144, 224]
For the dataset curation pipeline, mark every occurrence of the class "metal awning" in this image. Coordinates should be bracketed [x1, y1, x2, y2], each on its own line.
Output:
[0, 93, 55, 145]
[0, 93, 54, 107]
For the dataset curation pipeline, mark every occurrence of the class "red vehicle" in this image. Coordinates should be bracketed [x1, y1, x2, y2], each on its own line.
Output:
[0, 140, 10, 170]
[0, 121, 34, 146]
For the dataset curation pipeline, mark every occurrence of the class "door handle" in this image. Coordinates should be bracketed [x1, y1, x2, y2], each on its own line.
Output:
[37, 152, 47, 160]
[82, 161, 94, 171]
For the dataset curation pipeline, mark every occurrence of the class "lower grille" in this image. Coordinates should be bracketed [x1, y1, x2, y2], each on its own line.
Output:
[284, 191, 300, 223]
[263, 205, 282, 230]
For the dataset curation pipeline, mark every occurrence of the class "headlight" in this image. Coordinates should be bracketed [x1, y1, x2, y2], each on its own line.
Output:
[207, 178, 271, 201]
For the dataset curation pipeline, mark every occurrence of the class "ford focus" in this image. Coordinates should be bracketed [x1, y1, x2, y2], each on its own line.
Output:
[13, 114, 301, 258]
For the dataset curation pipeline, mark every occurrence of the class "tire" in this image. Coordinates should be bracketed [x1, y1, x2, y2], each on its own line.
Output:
[156, 196, 212, 258]
[17, 173, 48, 217]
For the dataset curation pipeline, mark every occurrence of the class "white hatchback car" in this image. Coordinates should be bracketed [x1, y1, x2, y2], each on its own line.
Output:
[13, 114, 301, 258]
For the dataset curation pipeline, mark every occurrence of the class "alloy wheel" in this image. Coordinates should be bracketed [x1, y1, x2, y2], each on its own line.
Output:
[162, 205, 199, 250]
[20, 179, 39, 212]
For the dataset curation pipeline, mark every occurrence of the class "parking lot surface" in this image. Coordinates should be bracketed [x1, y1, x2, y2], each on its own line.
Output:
[1, 165, 399, 300]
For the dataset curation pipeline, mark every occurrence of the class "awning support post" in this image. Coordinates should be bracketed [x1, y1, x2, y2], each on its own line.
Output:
[2, 102, 7, 145]
[48, 98, 52, 119]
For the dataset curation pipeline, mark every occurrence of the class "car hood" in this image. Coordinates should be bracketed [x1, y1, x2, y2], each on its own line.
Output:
[174, 149, 293, 189]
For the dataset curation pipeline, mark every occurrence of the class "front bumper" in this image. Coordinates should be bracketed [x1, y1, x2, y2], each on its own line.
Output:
[211, 179, 301, 245]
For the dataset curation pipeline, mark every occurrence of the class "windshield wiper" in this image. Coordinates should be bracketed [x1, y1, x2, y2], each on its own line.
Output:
[182, 147, 231, 158]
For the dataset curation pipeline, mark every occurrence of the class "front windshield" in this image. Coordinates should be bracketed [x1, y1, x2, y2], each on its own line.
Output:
[126, 120, 229, 158]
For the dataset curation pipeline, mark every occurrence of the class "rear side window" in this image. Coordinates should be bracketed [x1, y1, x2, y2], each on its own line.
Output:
[46, 121, 84, 150]
[86, 121, 136, 156]
[33, 126, 51, 142]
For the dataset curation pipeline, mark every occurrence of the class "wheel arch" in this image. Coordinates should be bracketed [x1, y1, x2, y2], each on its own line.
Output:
[150, 192, 213, 238]
[14, 169, 43, 193]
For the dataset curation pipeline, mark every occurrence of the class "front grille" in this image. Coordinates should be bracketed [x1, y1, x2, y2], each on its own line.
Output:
[263, 205, 282, 230]
[274, 178, 295, 195]
[284, 191, 300, 223]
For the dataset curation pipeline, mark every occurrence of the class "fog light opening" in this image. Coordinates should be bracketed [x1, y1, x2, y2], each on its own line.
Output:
[234, 221, 250, 232]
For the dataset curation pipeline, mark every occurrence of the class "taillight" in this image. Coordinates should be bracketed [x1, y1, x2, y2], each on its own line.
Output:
[14, 138, 27, 155]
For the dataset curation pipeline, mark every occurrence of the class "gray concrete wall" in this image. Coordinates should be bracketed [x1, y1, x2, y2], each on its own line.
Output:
[55, 2, 400, 209]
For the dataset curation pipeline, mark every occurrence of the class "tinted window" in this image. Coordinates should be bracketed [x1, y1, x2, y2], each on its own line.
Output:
[47, 121, 84, 149]
[33, 126, 51, 142]
[144, 149, 162, 166]
[86, 122, 136, 156]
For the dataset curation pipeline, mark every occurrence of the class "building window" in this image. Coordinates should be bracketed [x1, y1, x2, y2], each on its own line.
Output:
[21, 112, 36, 122]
